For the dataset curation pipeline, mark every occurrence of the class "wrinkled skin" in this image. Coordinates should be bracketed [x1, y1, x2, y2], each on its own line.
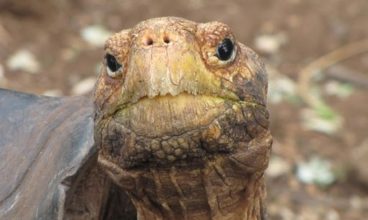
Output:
[94, 17, 272, 220]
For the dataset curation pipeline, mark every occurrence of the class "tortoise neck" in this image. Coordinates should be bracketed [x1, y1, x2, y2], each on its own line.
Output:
[126, 167, 267, 220]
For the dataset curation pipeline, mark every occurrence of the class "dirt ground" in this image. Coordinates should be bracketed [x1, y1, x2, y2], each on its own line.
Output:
[1, 0, 368, 219]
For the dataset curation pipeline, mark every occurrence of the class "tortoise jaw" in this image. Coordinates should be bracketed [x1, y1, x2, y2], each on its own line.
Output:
[97, 94, 252, 169]
[97, 94, 269, 169]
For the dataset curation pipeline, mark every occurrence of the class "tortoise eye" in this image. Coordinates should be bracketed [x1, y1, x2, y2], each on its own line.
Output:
[105, 53, 123, 77]
[216, 38, 235, 61]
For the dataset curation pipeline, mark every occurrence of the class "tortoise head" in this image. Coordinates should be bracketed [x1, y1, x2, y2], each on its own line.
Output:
[94, 17, 271, 219]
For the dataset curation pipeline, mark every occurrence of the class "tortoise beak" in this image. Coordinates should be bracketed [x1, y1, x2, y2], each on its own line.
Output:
[119, 27, 237, 106]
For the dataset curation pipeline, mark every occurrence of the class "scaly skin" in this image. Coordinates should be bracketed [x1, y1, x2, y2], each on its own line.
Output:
[94, 17, 272, 220]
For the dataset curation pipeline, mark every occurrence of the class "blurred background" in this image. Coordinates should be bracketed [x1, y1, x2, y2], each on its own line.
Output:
[0, 0, 368, 219]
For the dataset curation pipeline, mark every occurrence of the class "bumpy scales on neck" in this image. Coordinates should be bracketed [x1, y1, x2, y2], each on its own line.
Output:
[93, 17, 272, 220]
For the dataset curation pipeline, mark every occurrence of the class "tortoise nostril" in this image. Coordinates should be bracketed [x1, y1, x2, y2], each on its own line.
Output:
[163, 36, 170, 44]
[144, 37, 154, 46]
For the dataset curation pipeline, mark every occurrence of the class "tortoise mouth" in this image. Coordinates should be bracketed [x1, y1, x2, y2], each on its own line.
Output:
[113, 93, 233, 138]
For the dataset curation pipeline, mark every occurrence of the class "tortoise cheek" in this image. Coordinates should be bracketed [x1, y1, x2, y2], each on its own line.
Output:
[94, 72, 123, 112]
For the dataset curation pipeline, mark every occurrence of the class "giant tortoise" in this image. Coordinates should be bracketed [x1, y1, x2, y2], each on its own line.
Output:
[0, 17, 272, 220]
